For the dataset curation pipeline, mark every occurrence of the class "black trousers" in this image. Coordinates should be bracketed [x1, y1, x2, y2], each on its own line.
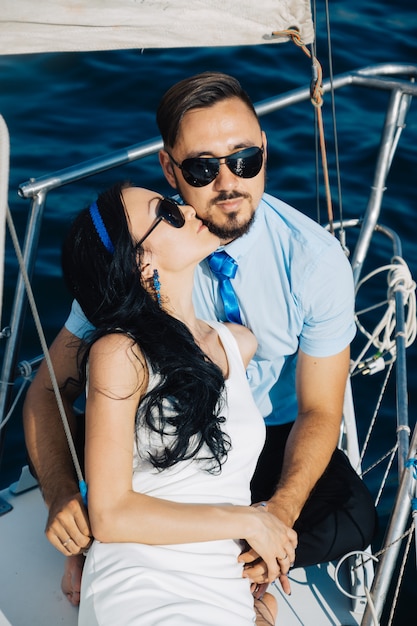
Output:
[250, 423, 378, 569]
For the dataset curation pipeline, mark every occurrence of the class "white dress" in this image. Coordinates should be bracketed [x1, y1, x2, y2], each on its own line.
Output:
[78, 321, 266, 625]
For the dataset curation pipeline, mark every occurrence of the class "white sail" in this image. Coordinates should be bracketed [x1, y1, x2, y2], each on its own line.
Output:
[2, 0, 314, 55]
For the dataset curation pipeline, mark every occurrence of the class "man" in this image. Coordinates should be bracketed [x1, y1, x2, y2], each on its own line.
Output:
[23, 72, 377, 606]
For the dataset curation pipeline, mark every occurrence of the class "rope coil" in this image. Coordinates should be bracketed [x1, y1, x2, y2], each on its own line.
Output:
[352, 256, 417, 374]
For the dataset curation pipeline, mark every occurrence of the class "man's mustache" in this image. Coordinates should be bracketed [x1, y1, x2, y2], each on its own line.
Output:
[210, 190, 249, 205]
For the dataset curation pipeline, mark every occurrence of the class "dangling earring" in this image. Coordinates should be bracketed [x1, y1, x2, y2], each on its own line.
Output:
[153, 269, 161, 306]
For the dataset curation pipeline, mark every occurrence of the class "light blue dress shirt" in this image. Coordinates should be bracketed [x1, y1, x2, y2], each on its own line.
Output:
[65, 193, 355, 426]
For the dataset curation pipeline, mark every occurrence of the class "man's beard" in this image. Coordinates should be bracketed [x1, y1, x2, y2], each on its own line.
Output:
[202, 190, 256, 240]
[203, 210, 255, 241]
[174, 174, 258, 241]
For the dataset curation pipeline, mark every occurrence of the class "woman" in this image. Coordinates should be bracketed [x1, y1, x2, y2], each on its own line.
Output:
[62, 182, 296, 625]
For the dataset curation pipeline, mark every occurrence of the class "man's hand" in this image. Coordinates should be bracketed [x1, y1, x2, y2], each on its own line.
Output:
[45, 491, 92, 555]
[241, 552, 292, 596]
[22, 328, 91, 555]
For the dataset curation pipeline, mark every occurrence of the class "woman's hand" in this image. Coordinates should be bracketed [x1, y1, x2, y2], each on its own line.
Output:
[238, 503, 297, 591]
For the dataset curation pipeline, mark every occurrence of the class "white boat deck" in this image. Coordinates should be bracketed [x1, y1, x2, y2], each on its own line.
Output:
[0, 482, 78, 626]
[0, 472, 366, 626]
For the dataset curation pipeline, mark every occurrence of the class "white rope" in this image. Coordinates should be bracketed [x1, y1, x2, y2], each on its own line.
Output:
[386, 518, 415, 626]
[0, 115, 9, 328]
[351, 256, 416, 374]
[0, 377, 30, 431]
[335, 524, 416, 625]
[357, 361, 393, 468]
[5, 203, 86, 494]
[373, 445, 397, 508]
[334, 551, 380, 625]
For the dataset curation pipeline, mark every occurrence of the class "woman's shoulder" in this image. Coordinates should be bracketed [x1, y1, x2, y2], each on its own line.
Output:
[90, 331, 138, 356]
[221, 323, 257, 369]
[89, 332, 148, 388]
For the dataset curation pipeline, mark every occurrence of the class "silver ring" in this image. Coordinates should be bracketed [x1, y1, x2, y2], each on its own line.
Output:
[62, 538, 72, 547]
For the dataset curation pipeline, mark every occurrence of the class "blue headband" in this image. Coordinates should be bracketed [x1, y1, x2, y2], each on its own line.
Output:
[89, 202, 114, 254]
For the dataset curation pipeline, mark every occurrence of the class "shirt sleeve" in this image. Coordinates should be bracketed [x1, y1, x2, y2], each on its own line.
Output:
[298, 240, 356, 357]
[64, 299, 95, 339]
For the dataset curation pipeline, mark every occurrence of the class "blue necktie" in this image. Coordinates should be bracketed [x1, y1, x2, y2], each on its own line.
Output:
[207, 250, 242, 324]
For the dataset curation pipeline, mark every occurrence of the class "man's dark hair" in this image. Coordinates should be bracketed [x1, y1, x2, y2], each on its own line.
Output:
[156, 72, 260, 149]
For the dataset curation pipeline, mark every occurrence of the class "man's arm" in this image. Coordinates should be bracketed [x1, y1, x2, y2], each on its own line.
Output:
[23, 327, 92, 555]
[241, 345, 350, 595]
[268, 345, 350, 527]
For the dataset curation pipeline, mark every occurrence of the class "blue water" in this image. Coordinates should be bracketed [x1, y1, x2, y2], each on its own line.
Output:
[0, 2, 416, 623]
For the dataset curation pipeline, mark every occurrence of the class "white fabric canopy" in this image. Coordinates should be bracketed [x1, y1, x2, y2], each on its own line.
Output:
[2, 0, 314, 55]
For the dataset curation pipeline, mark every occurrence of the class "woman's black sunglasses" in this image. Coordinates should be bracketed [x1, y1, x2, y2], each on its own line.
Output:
[168, 146, 264, 188]
[137, 197, 185, 246]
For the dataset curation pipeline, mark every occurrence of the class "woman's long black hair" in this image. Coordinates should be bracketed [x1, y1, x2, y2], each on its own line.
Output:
[62, 182, 229, 473]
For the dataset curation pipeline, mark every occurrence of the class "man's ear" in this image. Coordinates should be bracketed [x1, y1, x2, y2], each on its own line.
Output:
[261, 130, 267, 164]
[159, 149, 177, 189]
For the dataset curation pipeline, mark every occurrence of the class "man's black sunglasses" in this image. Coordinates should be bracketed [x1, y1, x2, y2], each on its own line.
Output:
[168, 146, 264, 188]
[137, 197, 185, 246]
